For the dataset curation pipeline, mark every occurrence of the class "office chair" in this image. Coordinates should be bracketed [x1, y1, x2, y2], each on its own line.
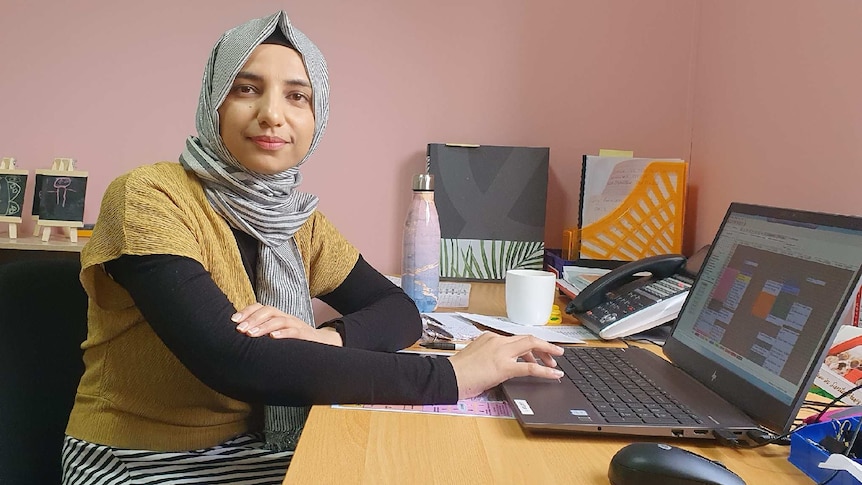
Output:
[0, 259, 88, 484]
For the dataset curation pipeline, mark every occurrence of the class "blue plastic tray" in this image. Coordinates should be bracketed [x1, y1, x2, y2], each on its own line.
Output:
[789, 417, 862, 484]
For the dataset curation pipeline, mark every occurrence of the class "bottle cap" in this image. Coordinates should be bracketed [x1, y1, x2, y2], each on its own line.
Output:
[412, 173, 434, 191]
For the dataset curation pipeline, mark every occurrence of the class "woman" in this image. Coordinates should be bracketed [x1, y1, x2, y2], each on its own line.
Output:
[62, 11, 563, 484]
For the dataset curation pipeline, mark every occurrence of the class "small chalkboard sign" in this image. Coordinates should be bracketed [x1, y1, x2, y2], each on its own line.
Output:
[0, 157, 29, 238]
[36, 171, 88, 222]
[0, 173, 28, 218]
[34, 165, 88, 242]
[32, 158, 77, 236]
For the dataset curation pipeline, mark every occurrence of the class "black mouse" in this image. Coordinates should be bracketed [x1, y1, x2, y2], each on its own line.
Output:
[608, 442, 746, 485]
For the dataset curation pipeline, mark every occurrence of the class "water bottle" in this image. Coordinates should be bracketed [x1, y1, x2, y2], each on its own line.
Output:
[402, 173, 440, 313]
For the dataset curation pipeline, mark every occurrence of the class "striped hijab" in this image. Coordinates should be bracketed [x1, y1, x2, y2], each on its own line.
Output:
[178, 11, 329, 451]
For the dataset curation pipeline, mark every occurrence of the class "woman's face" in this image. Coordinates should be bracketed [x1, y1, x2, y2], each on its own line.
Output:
[218, 44, 315, 174]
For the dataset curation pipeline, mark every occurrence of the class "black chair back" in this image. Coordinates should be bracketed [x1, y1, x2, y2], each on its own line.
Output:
[0, 259, 88, 484]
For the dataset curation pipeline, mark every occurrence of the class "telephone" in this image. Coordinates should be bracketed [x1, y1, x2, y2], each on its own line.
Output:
[565, 251, 706, 340]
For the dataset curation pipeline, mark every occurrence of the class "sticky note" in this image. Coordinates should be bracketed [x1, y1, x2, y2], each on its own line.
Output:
[598, 149, 634, 158]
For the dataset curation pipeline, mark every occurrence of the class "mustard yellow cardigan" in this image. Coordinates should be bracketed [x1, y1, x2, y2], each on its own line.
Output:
[66, 162, 358, 451]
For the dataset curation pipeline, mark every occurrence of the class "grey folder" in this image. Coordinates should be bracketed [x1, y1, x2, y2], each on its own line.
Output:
[502, 202, 862, 440]
[427, 143, 549, 281]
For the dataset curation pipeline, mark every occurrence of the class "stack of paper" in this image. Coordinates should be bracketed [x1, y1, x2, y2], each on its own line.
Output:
[562, 266, 612, 292]
[422, 313, 484, 341]
[458, 313, 592, 343]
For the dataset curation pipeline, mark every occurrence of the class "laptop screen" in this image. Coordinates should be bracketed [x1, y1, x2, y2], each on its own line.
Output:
[665, 203, 862, 432]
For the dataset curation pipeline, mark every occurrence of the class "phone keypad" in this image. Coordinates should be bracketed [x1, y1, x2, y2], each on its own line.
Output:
[579, 275, 693, 327]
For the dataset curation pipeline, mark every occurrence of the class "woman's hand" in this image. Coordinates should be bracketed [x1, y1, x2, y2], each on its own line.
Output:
[447, 332, 565, 400]
[232, 303, 343, 347]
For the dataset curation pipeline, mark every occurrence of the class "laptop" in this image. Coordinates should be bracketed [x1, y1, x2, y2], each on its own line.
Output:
[501, 202, 862, 440]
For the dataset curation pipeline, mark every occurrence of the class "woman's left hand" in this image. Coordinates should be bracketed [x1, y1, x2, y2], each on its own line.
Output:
[232, 303, 343, 346]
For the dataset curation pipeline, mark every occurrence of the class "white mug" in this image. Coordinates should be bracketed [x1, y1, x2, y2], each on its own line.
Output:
[505, 269, 557, 326]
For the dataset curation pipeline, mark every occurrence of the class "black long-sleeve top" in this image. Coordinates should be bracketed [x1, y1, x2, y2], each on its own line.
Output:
[104, 228, 458, 406]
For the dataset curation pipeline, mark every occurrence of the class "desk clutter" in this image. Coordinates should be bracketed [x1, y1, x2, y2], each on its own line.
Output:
[0, 156, 89, 242]
[540, 150, 691, 341]
[495, 203, 862, 455]
[798, 300, 862, 484]
[420, 311, 594, 344]
[421, 313, 483, 341]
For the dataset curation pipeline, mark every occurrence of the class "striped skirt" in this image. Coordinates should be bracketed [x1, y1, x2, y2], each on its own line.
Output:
[61, 433, 293, 485]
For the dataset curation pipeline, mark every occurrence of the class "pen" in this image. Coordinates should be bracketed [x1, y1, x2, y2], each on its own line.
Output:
[420, 341, 467, 351]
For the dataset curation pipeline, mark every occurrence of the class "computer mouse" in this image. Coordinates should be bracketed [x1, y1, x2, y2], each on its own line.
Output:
[608, 442, 746, 485]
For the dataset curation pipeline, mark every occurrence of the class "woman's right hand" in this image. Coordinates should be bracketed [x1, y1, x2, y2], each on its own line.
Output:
[232, 303, 343, 346]
[447, 332, 565, 400]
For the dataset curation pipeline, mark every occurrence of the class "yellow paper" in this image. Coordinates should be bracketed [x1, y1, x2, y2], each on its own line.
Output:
[598, 149, 634, 158]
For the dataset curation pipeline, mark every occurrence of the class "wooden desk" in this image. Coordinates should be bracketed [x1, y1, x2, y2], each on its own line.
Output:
[284, 283, 811, 484]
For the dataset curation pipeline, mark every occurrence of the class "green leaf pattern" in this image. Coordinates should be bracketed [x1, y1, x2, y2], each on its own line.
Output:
[441, 238, 544, 280]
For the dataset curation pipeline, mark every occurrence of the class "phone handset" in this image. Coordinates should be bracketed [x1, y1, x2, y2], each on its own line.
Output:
[565, 254, 687, 314]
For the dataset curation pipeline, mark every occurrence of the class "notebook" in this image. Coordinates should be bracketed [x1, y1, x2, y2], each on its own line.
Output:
[501, 202, 862, 440]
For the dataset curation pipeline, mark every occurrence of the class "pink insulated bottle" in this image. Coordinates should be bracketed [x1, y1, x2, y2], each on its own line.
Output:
[401, 173, 440, 312]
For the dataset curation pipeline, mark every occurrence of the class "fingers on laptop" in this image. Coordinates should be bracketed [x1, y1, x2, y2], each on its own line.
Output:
[448, 333, 564, 398]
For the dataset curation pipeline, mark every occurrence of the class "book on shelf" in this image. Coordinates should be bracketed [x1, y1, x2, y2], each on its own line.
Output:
[814, 282, 862, 404]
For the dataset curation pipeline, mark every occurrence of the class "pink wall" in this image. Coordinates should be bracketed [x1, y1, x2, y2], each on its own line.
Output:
[0, 0, 697, 274]
[7, 1, 857, 320]
[689, 0, 862, 248]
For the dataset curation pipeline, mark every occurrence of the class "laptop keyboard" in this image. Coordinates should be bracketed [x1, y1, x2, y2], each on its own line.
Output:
[564, 348, 705, 425]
